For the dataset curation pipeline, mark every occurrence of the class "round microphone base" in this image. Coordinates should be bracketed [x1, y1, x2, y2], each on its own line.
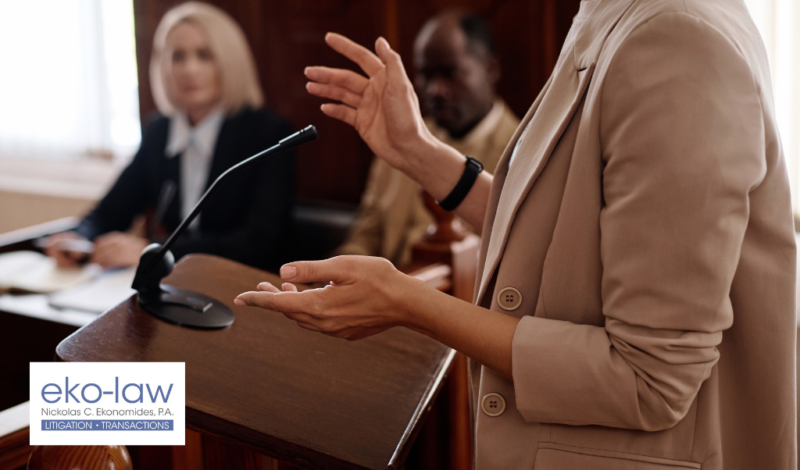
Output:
[138, 284, 234, 329]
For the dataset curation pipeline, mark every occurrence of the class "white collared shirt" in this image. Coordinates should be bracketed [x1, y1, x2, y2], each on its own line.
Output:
[165, 110, 225, 230]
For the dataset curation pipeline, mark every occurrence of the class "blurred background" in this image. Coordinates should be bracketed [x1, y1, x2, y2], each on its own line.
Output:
[0, 0, 583, 233]
[0, 0, 794, 234]
[0, 0, 796, 236]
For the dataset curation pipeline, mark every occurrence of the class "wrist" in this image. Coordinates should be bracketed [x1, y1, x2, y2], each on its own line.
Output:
[392, 126, 438, 181]
[394, 275, 439, 336]
[406, 137, 465, 193]
[437, 156, 483, 211]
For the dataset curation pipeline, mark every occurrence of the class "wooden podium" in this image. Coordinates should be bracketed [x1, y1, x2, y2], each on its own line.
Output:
[55, 254, 455, 470]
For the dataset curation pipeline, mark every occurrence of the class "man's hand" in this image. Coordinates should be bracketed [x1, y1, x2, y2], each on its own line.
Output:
[90, 232, 149, 269]
[234, 256, 428, 341]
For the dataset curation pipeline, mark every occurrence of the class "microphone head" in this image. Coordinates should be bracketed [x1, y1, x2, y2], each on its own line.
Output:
[131, 243, 175, 295]
[278, 125, 318, 147]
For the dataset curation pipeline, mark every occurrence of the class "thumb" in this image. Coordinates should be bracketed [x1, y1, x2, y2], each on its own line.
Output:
[375, 37, 408, 79]
[280, 257, 357, 285]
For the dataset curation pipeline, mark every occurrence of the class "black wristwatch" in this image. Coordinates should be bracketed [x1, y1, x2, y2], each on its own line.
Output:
[437, 156, 484, 211]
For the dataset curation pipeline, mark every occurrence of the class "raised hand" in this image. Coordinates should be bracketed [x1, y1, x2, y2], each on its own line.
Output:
[306, 33, 491, 230]
[305, 33, 434, 178]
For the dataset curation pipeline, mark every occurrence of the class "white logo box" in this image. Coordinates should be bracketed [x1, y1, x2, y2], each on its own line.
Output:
[30, 362, 185, 446]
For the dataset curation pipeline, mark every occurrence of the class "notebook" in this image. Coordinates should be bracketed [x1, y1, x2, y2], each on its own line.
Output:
[0, 251, 100, 293]
[47, 267, 137, 314]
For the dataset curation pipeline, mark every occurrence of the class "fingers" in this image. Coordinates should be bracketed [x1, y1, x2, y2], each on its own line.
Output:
[94, 232, 123, 245]
[256, 282, 298, 293]
[306, 82, 362, 109]
[44, 232, 87, 267]
[45, 240, 72, 266]
[257, 282, 281, 293]
[90, 235, 120, 268]
[282, 283, 299, 292]
[320, 103, 357, 127]
[51, 250, 81, 268]
[375, 37, 411, 94]
[234, 291, 274, 308]
[90, 248, 114, 269]
[325, 32, 384, 77]
[43, 243, 58, 258]
[88, 232, 145, 269]
[375, 37, 401, 68]
[305, 67, 368, 95]
[234, 290, 323, 332]
[234, 290, 321, 316]
[279, 257, 360, 285]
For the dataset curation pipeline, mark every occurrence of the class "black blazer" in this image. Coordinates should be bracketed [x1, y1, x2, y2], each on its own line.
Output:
[75, 107, 295, 271]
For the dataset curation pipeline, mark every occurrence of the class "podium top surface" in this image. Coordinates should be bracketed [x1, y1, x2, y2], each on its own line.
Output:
[56, 255, 454, 470]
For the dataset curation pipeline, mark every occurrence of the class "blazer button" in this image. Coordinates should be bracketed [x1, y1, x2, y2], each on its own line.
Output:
[481, 393, 506, 417]
[497, 287, 522, 311]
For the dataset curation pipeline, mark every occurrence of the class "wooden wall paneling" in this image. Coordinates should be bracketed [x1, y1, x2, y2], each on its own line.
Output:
[252, 0, 386, 204]
[132, 0, 179, 127]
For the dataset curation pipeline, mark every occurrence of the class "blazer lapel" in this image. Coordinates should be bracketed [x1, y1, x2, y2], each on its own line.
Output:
[476, 0, 635, 303]
[473, 74, 553, 302]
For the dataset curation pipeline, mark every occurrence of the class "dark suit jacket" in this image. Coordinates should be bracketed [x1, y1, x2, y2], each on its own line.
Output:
[75, 107, 295, 271]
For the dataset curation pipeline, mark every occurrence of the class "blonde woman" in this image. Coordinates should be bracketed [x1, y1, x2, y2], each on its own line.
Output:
[46, 2, 294, 271]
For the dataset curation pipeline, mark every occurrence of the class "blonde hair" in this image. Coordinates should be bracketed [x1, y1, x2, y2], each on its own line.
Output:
[150, 2, 263, 116]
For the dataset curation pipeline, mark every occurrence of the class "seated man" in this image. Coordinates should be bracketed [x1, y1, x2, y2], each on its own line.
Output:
[334, 11, 520, 266]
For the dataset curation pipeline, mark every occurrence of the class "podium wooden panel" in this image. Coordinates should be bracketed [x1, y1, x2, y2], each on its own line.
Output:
[56, 254, 455, 470]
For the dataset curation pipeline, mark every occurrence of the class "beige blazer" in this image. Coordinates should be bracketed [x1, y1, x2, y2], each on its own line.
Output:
[336, 100, 520, 265]
[472, 0, 797, 469]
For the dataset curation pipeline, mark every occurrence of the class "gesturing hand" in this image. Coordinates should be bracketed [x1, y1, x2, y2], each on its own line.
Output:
[305, 33, 434, 177]
[234, 256, 430, 341]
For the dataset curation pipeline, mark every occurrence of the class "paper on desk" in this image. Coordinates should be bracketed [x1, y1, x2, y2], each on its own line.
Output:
[0, 251, 100, 293]
[48, 267, 136, 314]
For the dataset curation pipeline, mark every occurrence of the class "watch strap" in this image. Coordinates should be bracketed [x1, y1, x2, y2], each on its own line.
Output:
[437, 156, 484, 212]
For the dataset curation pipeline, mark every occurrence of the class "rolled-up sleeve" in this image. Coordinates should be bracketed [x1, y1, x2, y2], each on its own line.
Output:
[511, 12, 765, 431]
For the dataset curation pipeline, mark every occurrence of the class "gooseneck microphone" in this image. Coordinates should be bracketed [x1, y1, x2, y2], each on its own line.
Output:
[132, 125, 318, 329]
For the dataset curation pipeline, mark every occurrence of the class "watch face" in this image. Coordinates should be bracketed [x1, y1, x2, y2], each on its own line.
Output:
[468, 156, 484, 171]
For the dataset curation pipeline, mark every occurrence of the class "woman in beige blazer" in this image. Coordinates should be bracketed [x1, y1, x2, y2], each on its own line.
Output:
[237, 0, 797, 468]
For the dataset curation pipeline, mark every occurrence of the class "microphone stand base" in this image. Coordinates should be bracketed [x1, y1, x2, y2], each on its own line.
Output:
[138, 285, 235, 329]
